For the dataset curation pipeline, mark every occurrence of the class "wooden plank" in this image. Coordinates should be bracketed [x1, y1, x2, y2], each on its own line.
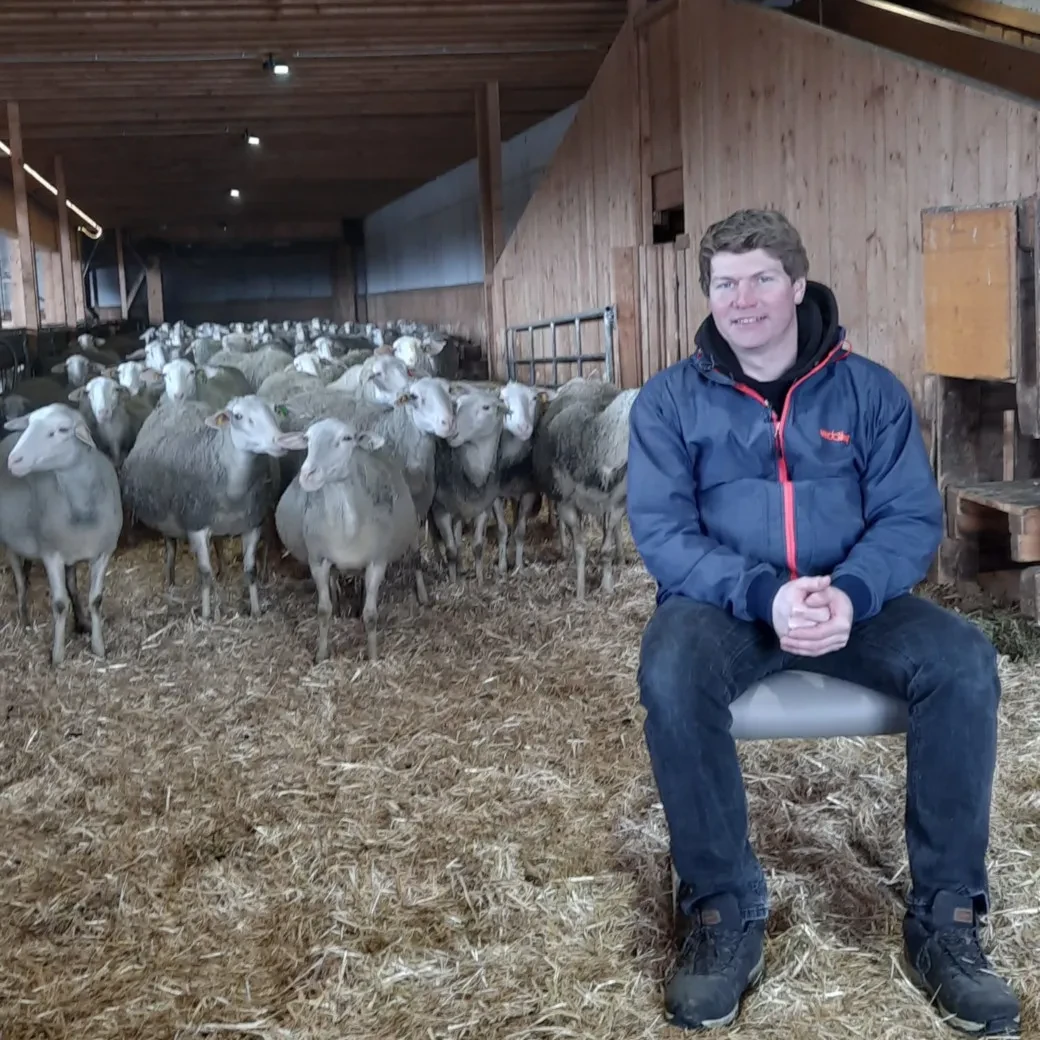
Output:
[115, 227, 129, 320]
[1013, 196, 1040, 438]
[6, 102, 39, 331]
[71, 232, 85, 323]
[635, 24, 653, 246]
[145, 256, 164, 326]
[922, 203, 1019, 381]
[955, 480, 1040, 514]
[612, 246, 641, 388]
[475, 80, 503, 361]
[53, 156, 76, 327]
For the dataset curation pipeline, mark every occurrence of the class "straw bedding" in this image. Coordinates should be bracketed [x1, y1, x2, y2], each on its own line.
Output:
[0, 520, 1036, 1039]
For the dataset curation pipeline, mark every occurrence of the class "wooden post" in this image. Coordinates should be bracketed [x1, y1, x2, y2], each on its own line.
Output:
[54, 155, 78, 327]
[331, 242, 356, 324]
[71, 232, 85, 323]
[145, 256, 164, 325]
[6, 102, 39, 330]
[476, 80, 503, 373]
[115, 228, 129, 319]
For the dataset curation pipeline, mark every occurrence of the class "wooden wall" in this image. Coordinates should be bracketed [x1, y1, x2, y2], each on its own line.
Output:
[0, 181, 58, 250]
[489, 0, 1040, 407]
[491, 20, 640, 376]
[0, 179, 76, 326]
[364, 283, 487, 346]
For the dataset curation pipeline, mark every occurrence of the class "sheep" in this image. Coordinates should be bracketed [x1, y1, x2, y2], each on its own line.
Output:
[207, 345, 294, 391]
[190, 337, 223, 367]
[274, 416, 420, 663]
[50, 353, 103, 389]
[1, 376, 70, 420]
[0, 403, 123, 664]
[530, 377, 638, 599]
[120, 395, 289, 620]
[430, 385, 510, 584]
[68, 375, 153, 470]
[488, 381, 553, 575]
[160, 359, 252, 412]
[256, 361, 323, 404]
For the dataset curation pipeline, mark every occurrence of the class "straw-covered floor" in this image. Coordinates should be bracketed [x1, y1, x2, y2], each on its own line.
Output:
[0, 518, 1037, 1040]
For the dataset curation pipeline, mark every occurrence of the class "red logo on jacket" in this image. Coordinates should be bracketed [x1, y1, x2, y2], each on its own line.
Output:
[820, 428, 851, 445]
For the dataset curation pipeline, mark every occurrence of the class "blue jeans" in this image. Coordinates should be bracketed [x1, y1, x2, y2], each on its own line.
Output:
[637, 593, 1001, 925]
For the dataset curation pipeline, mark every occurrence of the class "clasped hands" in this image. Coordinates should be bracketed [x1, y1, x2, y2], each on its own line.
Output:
[770, 575, 853, 657]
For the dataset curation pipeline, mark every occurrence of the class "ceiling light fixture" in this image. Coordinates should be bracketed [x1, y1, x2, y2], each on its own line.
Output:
[229, 188, 241, 198]
[0, 139, 103, 239]
[246, 134, 261, 146]
[263, 54, 290, 76]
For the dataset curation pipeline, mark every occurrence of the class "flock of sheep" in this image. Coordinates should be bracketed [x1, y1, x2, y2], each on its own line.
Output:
[0, 316, 638, 666]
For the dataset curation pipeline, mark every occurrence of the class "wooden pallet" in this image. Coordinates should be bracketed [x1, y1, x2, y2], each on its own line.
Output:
[941, 481, 1040, 620]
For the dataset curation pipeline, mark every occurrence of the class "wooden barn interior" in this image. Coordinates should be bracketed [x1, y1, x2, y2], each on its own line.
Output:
[3, 0, 1040, 1037]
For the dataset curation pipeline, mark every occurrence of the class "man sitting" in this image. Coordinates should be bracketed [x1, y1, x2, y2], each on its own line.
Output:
[625, 207, 1020, 1036]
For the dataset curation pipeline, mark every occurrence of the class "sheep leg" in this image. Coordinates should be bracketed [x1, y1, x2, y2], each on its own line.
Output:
[431, 508, 458, 582]
[64, 564, 90, 634]
[492, 498, 510, 576]
[163, 538, 177, 587]
[241, 526, 262, 617]
[473, 511, 489, 586]
[513, 491, 539, 574]
[362, 559, 387, 662]
[412, 537, 429, 607]
[453, 518, 464, 573]
[558, 501, 587, 600]
[8, 549, 29, 627]
[42, 554, 70, 666]
[86, 551, 111, 659]
[187, 529, 216, 621]
[311, 557, 334, 663]
[600, 506, 625, 595]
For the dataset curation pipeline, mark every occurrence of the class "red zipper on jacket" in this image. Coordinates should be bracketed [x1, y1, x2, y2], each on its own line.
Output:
[730, 343, 847, 579]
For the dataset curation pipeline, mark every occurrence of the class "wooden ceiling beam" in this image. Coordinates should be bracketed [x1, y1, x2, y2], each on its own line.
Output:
[0, 0, 623, 230]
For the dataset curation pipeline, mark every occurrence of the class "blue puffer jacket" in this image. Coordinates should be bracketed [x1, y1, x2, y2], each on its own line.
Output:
[626, 288, 943, 626]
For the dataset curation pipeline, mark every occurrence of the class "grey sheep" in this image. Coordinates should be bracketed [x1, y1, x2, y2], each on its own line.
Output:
[0, 403, 123, 664]
[530, 377, 638, 599]
[121, 394, 289, 620]
[430, 385, 509, 584]
[207, 346, 294, 391]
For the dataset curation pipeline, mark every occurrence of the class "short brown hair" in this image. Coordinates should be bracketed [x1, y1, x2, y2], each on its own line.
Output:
[697, 208, 809, 295]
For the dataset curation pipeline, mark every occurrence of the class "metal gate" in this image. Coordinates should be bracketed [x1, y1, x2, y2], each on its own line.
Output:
[505, 305, 616, 387]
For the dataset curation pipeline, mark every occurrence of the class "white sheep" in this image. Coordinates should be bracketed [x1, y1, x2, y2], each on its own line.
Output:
[68, 375, 153, 470]
[274, 416, 420, 663]
[0, 404, 123, 664]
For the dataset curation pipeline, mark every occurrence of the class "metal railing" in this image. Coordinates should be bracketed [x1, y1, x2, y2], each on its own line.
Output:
[505, 305, 616, 387]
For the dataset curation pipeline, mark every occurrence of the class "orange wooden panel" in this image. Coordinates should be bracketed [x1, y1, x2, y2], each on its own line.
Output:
[922, 203, 1019, 380]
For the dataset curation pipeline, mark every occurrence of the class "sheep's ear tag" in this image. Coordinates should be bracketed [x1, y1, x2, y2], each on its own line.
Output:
[206, 411, 230, 429]
[274, 404, 289, 418]
[395, 392, 411, 406]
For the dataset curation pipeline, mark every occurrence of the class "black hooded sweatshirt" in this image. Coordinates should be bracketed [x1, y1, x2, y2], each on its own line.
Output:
[693, 280, 842, 416]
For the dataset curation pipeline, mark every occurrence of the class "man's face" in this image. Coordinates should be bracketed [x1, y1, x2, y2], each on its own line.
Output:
[707, 248, 806, 356]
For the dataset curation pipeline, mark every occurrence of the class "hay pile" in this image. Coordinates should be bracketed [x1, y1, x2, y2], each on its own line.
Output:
[0, 524, 1036, 1039]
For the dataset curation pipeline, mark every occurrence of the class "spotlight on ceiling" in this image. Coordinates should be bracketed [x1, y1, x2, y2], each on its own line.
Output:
[246, 133, 261, 146]
[263, 53, 290, 76]
[229, 188, 241, 199]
